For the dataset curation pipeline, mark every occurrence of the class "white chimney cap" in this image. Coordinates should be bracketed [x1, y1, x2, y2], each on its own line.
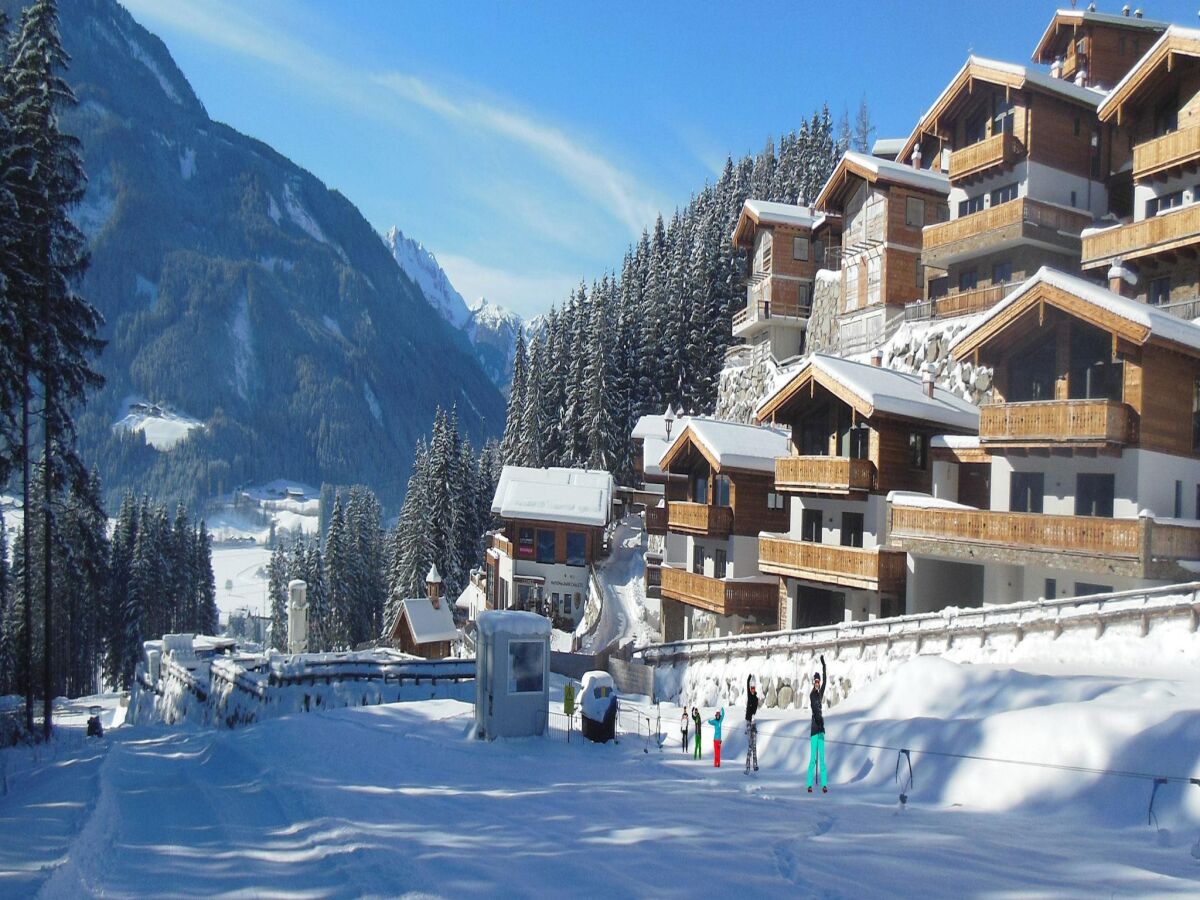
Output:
[1107, 262, 1137, 286]
[426, 564, 442, 584]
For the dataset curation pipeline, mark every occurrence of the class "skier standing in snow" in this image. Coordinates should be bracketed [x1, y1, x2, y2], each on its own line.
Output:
[807, 655, 828, 793]
[691, 707, 702, 760]
[680, 707, 689, 753]
[744, 674, 760, 774]
[708, 707, 725, 768]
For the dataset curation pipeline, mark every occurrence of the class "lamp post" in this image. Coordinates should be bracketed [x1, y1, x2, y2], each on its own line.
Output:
[664, 404, 675, 442]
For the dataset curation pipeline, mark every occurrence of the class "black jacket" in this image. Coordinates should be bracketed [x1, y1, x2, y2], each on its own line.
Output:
[745, 674, 759, 722]
[810, 658, 827, 736]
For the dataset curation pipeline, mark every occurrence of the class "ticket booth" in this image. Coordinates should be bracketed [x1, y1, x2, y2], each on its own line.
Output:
[474, 610, 551, 740]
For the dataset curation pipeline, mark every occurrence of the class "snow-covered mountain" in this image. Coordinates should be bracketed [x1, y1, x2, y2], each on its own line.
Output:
[385, 227, 525, 392]
[384, 227, 472, 329]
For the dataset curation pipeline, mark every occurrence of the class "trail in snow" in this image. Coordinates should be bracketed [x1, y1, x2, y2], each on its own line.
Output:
[583, 515, 657, 653]
[2, 660, 1198, 898]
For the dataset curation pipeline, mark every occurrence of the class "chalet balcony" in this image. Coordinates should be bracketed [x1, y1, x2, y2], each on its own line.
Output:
[923, 198, 1091, 268]
[644, 555, 662, 598]
[885, 503, 1200, 579]
[659, 565, 778, 616]
[905, 281, 1016, 322]
[732, 275, 811, 337]
[667, 501, 733, 537]
[645, 504, 668, 535]
[948, 132, 1026, 182]
[979, 399, 1134, 447]
[490, 532, 513, 556]
[1081, 204, 1200, 270]
[758, 534, 907, 593]
[1133, 127, 1200, 182]
[774, 455, 875, 493]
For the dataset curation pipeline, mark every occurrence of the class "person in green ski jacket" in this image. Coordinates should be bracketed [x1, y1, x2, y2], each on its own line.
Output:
[708, 707, 725, 767]
[691, 707, 702, 759]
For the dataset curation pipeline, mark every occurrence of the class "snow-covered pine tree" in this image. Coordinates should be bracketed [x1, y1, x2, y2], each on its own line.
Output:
[105, 493, 137, 688]
[500, 330, 528, 465]
[302, 541, 329, 653]
[520, 332, 547, 467]
[583, 275, 615, 472]
[267, 543, 288, 652]
[323, 494, 352, 649]
[193, 523, 217, 636]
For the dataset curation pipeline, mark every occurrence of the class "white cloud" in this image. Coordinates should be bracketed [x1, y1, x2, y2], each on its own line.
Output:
[437, 253, 578, 320]
[120, 0, 663, 241]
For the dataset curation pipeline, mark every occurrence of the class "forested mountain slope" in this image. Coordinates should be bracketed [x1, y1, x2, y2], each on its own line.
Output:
[14, 0, 505, 511]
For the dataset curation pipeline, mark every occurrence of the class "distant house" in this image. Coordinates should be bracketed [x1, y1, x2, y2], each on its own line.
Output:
[387, 565, 459, 659]
[485, 465, 615, 626]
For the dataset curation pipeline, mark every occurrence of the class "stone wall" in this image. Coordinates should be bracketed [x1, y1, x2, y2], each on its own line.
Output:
[876, 316, 994, 405]
[805, 269, 841, 355]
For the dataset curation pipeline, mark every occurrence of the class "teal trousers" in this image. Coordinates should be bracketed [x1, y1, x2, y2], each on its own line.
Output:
[807, 733, 827, 788]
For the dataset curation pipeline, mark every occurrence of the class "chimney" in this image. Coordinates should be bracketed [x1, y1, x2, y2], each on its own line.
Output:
[1122, 4, 1130, 16]
[426, 564, 443, 609]
[921, 371, 935, 398]
[1134, 8, 1143, 18]
[870, 348, 883, 367]
[1108, 261, 1137, 297]
[911, 145, 922, 171]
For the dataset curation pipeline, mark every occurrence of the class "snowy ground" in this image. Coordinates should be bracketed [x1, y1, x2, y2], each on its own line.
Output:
[583, 515, 659, 653]
[2, 658, 1198, 897]
[210, 544, 272, 622]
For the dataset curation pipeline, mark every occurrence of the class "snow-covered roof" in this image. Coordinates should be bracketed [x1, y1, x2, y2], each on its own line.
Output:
[887, 490, 975, 510]
[743, 199, 824, 229]
[399, 596, 458, 644]
[477, 609, 552, 638]
[633, 413, 692, 478]
[426, 564, 442, 584]
[661, 418, 790, 473]
[455, 581, 485, 611]
[1097, 26, 1200, 120]
[871, 137, 906, 158]
[842, 151, 951, 194]
[931, 434, 981, 450]
[948, 267, 1200, 357]
[758, 354, 980, 431]
[491, 466, 614, 527]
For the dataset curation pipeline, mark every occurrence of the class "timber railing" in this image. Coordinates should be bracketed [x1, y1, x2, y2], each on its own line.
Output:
[948, 131, 1025, 181]
[758, 534, 906, 592]
[659, 566, 777, 616]
[1133, 126, 1200, 181]
[979, 399, 1134, 446]
[667, 501, 733, 536]
[924, 198, 1091, 257]
[775, 455, 875, 492]
[1082, 204, 1200, 268]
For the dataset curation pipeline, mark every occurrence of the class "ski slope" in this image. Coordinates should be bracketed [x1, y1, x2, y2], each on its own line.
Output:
[2, 658, 1198, 897]
[582, 515, 658, 653]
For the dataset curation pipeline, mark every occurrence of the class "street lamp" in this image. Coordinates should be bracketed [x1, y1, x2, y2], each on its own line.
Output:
[663, 404, 675, 441]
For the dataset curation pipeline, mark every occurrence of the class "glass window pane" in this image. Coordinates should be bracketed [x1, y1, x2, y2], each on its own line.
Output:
[508, 640, 544, 694]
[536, 530, 556, 563]
[566, 532, 586, 567]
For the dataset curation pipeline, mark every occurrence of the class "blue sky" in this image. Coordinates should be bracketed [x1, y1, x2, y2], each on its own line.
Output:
[120, 1, 1198, 319]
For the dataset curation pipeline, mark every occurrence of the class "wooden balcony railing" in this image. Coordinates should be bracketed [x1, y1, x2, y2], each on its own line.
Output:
[979, 399, 1133, 446]
[1133, 126, 1200, 182]
[923, 198, 1091, 259]
[906, 281, 1016, 322]
[734, 275, 810, 332]
[667, 501, 733, 536]
[758, 535, 907, 593]
[645, 505, 668, 534]
[889, 505, 1143, 559]
[645, 563, 662, 590]
[948, 132, 1026, 181]
[659, 566, 777, 616]
[775, 456, 875, 493]
[1081, 204, 1200, 269]
[490, 532, 513, 556]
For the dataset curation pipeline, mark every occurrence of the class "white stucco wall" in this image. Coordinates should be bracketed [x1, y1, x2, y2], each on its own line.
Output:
[787, 493, 885, 547]
[1132, 175, 1199, 223]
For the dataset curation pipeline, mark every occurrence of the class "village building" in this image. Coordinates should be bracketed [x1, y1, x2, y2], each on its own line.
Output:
[899, 54, 1109, 320]
[387, 566, 459, 659]
[1032, 6, 1169, 91]
[630, 409, 690, 599]
[485, 466, 614, 626]
[1081, 25, 1200, 313]
[754, 353, 980, 628]
[813, 151, 950, 353]
[887, 267, 1200, 609]
[655, 417, 790, 641]
[730, 199, 842, 362]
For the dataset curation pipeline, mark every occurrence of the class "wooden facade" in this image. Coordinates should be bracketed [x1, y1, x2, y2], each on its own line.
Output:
[659, 566, 777, 617]
[495, 518, 605, 567]
[1032, 10, 1168, 90]
[951, 279, 1200, 457]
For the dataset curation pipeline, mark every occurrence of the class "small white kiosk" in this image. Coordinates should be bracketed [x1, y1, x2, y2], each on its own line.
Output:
[474, 610, 551, 740]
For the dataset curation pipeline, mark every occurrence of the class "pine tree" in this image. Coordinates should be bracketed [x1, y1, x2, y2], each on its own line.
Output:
[267, 542, 288, 652]
[323, 494, 352, 649]
[194, 523, 217, 636]
[853, 94, 874, 153]
[500, 330, 527, 465]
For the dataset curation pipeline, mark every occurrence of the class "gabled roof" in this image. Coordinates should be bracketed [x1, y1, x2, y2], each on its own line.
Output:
[395, 596, 458, 645]
[756, 353, 980, 432]
[898, 55, 1105, 164]
[815, 151, 949, 211]
[659, 418, 790, 474]
[632, 413, 692, 478]
[948, 267, 1200, 360]
[1033, 8, 1170, 64]
[491, 466, 614, 527]
[1097, 26, 1200, 123]
[732, 199, 834, 248]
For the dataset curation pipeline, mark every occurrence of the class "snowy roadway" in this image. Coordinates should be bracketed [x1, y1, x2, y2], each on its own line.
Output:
[2, 658, 1199, 897]
[582, 516, 657, 653]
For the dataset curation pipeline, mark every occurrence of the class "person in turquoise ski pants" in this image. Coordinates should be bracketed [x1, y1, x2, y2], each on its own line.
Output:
[707, 707, 724, 767]
[807, 655, 828, 792]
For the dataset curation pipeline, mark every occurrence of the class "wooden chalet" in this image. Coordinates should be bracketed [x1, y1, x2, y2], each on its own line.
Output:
[755, 353, 980, 626]
[887, 267, 1200, 609]
[388, 566, 458, 659]
[1083, 25, 1200, 312]
[1032, 6, 1169, 90]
